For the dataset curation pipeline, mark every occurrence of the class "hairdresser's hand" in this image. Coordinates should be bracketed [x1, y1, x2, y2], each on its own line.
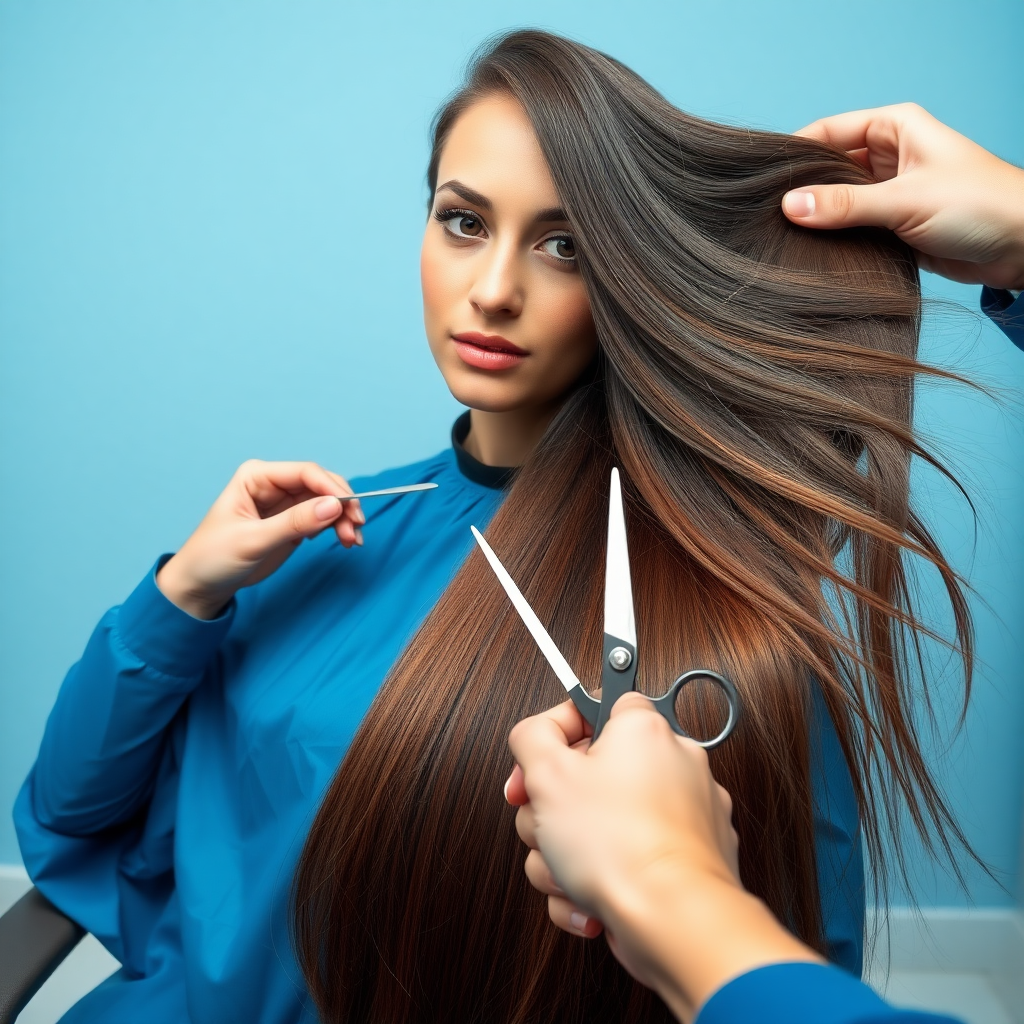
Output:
[782, 103, 1024, 291]
[156, 461, 363, 620]
[506, 695, 817, 1022]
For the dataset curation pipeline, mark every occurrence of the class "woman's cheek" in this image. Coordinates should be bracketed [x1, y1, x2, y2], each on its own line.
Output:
[420, 247, 439, 322]
[541, 284, 598, 371]
[420, 238, 454, 351]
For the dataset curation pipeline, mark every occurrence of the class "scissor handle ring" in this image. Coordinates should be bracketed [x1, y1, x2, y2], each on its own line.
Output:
[654, 669, 741, 750]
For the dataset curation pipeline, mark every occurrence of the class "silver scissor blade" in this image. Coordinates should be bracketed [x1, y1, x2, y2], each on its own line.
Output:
[604, 468, 637, 647]
[470, 526, 584, 695]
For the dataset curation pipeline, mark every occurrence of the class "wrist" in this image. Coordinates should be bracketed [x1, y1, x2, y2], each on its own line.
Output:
[995, 164, 1024, 291]
[156, 556, 233, 621]
[602, 862, 820, 1021]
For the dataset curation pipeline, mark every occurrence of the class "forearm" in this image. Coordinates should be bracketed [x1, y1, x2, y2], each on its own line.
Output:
[30, 558, 233, 833]
[603, 865, 820, 1023]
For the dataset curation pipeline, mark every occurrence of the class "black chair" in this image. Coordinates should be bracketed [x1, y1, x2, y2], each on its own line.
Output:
[0, 886, 84, 1024]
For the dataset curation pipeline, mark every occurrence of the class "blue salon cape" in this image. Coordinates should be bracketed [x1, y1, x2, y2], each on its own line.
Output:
[982, 285, 1024, 352]
[16, 424, 863, 1024]
[695, 963, 961, 1024]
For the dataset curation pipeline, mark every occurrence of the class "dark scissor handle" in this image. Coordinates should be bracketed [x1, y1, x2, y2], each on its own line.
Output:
[567, 683, 601, 728]
[589, 637, 742, 749]
[648, 669, 741, 750]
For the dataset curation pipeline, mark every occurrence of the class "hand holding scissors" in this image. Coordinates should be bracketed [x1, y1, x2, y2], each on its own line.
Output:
[472, 468, 741, 749]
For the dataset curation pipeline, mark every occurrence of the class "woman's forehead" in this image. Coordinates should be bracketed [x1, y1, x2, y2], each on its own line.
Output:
[436, 95, 561, 215]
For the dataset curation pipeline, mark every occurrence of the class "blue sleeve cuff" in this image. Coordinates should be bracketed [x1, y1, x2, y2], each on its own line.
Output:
[696, 963, 962, 1024]
[115, 556, 236, 679]
[981, 286, 1024, 351]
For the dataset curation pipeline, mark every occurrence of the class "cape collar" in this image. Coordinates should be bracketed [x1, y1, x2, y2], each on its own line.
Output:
[451, 412, 517, 491]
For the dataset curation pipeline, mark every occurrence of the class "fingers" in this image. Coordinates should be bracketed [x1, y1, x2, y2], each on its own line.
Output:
[524, 852, 605, 941]
[325, 469, 365, 547]
[794, 106, 887, 149]
[607, 690, 657, 719]
[504, 764, 527, 807]
[715, 781, 734, 823]
[781, 178, 902, 232]
[524, 849, 563, 895]
[521, 837, 604, 938]
[793, 103, 921, 151]
[606, 692, 683, 748]
[237, 461, 365, 548]
[252, 493, 351, 551]
[240, 460, 364, 519]
[547, 895, 604, 939]
[508, 699, 590, 770]
[515, 804, 537, 850]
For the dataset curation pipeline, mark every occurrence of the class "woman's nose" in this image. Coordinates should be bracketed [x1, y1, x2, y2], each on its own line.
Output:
[468, 242, 524, 319]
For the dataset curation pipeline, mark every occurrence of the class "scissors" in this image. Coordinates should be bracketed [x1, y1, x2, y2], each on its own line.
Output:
[470, 468, 742, 748]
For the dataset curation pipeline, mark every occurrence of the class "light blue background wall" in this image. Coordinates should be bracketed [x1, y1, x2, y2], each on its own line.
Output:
[1, 0, 1022, 907]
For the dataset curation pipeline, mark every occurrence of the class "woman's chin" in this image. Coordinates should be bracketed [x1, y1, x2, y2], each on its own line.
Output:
[442, 373, 538, 415]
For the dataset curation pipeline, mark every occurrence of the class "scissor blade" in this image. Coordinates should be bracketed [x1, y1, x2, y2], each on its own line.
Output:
[470, 526, 584, 695]
[604, 468, 637, 647]
[336, 483, 438, 501]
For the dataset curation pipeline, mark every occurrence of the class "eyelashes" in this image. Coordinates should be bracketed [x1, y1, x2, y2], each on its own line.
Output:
[434, 206, 485, 239]
[432, 205, 577, 266]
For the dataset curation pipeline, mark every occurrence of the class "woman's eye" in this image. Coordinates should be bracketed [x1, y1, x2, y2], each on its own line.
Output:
[442, 212, 485, 238]
[541, 235, 576, 262]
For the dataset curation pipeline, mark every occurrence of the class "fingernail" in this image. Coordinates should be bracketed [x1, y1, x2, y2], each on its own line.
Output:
[783, 190, 815, 218]
[503, 775, 512, 802]
[570, 912, 590, 933]
[353, 506, 366, 525]
[314, 496, 341, 521]
[355, 528, 364, 546]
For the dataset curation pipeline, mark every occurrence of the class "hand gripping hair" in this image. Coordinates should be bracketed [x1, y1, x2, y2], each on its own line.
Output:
[293, 29, 977, 1024]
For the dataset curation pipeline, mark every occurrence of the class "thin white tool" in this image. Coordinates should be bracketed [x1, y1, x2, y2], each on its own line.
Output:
[336, 483, 438, 501]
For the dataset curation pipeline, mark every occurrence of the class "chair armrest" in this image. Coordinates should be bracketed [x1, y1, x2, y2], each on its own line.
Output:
[0, 886, 85, 1024]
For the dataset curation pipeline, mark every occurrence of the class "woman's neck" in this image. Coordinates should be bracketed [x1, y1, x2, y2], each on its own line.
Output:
[462, 404, 562, 467]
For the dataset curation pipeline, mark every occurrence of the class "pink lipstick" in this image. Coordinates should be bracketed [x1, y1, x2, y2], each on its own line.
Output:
[451, 332, 527, 371]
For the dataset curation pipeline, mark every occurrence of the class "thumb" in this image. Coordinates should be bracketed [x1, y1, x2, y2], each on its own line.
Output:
[607, 691, 657, 719]
[782, 178, 902, 231]
[258, 494, 343, 548]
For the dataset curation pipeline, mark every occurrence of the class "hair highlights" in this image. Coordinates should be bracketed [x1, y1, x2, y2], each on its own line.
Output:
[293, 30, 975, 1023]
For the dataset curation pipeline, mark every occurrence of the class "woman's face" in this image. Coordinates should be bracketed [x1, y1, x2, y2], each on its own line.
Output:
[421, 94, 598, 415]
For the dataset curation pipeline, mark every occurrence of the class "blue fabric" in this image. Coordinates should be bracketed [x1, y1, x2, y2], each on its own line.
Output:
[15, 439, 863, 1023]
[696, 963, 962, 1024]
[981, 286, 1024, 351]
[810, 682, 864, 975]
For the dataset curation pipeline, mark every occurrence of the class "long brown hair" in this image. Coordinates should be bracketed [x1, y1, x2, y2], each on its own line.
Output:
[293, 30, 974, 1023]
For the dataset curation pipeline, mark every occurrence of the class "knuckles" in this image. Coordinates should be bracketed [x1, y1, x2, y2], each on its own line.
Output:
[894, 101, 927, 119]
[237, 458, 265, 477]
[828, 184, 855, 220]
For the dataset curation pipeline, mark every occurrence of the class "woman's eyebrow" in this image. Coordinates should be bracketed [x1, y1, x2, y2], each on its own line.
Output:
[436, 179, 492, 209]
[534, 206, 569, 224]
[435, 179, 569, 224]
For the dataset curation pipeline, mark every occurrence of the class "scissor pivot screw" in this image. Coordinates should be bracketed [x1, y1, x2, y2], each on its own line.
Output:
[608, 646, 633, 671]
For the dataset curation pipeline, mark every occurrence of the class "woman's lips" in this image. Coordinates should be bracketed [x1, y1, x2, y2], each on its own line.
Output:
[451, 332, 527, 371]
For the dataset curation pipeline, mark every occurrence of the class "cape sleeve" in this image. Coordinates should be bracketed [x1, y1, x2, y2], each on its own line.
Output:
[981, 286, 1024, 351]
[12, 558, 233, 966]
[811, 682, 865, 976]
[695, 963, 962, 1024]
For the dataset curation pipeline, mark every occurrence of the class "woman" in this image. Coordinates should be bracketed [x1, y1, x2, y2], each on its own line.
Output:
[15, 30, 969, 1024]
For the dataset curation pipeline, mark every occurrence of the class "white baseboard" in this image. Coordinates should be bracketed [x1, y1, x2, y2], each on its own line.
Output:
[867, 906, 1024, 973]
[866, 906, 1024, 1020]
